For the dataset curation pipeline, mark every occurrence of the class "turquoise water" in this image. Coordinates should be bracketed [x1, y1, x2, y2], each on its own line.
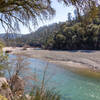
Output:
[9, 55, 100, 100]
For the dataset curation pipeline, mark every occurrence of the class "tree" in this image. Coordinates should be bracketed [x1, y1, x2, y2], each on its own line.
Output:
[0, 0, 99, 32]
[68, 13, 72, 25]
[0, 0, 55, 32]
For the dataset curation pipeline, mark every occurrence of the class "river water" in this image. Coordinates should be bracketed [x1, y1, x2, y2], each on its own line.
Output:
[9, 54, 100, 100]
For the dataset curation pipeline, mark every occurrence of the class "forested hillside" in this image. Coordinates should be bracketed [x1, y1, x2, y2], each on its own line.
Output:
[4, 23, 62, 47]
[4, 6, 100, 50]
[22, 23, 62, 47]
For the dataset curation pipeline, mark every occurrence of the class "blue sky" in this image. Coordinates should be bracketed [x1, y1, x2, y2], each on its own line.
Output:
[0, 0, 75, 34]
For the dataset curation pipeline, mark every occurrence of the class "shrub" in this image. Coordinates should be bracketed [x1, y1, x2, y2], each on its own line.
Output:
[0, 95, 8, 100]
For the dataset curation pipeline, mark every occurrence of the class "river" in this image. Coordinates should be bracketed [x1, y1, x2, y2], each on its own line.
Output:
[9, 54, 100, 100]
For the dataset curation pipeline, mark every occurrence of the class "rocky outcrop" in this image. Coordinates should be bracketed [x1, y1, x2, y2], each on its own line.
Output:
[0, 77, 13, 100]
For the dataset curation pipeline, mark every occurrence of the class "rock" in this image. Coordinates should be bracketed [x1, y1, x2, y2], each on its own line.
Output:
[0, 77, 13, 100]
[5, 50, 12, 54]
[25, 94, 31, 100]
[10, 75, 25, 96]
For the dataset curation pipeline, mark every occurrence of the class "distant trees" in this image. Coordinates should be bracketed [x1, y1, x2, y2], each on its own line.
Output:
[68, 13, 72, 24]
[5, 23, 61, 47]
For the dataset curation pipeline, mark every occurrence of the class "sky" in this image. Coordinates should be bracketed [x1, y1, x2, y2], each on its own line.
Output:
[0, 0, 75, 34]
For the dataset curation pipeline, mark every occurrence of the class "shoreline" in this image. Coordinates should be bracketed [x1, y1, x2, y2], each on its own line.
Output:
[3, 47, 100, 72]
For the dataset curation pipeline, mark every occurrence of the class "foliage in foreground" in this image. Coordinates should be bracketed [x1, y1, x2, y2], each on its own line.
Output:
[0, 41, 8, 76]
[3, 54, 61, 100]
[0, 39, 60, 100]
[0, 95, 8, 100]
[0, 88, 60, 100]
[15, 87, 60, 100]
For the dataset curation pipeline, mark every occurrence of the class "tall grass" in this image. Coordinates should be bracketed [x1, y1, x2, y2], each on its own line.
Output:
[16, 88, 60, 100]
[5, 54, 61, 100]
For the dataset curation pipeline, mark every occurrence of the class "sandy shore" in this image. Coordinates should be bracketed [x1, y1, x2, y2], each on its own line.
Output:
[3, 47, 100, 72]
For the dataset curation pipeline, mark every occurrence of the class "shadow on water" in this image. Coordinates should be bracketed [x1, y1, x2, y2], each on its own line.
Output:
[67, 50, 96, 53]
[49, 49, 97, 53]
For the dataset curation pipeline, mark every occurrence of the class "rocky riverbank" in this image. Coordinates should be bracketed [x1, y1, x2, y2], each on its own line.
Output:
[3, 47, 100, 72]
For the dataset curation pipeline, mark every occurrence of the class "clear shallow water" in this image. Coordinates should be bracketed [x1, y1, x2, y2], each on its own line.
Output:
[9, 55, 100, 100]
